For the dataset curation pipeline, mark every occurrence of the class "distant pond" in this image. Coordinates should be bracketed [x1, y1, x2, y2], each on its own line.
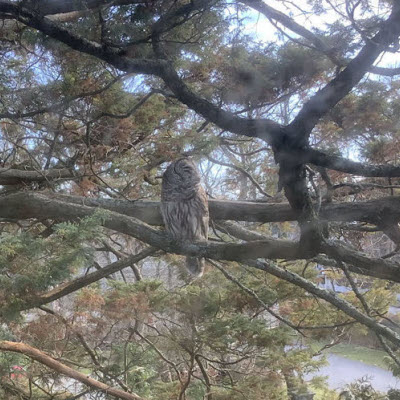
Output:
[308, 354, 400, 392]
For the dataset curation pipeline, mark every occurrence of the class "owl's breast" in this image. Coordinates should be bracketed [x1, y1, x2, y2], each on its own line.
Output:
[161, 181, 201, 202]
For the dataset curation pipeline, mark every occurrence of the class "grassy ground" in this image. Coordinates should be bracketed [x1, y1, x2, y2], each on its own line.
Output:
[310, 340, 389, 370]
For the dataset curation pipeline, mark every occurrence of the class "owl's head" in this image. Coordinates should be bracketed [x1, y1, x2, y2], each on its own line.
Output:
[164, 158, 200, 185]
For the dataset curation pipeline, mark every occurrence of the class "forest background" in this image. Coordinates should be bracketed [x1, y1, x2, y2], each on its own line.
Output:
[1, 0, 400, 399]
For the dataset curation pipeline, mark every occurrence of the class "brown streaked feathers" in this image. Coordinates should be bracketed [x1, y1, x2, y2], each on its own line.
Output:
[161, 158, 209, 277]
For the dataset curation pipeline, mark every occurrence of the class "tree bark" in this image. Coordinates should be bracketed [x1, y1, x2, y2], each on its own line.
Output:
[0, 341, 146, 400]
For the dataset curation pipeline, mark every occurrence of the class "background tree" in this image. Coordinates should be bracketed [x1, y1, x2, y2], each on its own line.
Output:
[0, 0, 400, 398]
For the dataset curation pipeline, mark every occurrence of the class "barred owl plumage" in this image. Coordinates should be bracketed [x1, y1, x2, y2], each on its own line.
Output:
[161, 158, 209, 277]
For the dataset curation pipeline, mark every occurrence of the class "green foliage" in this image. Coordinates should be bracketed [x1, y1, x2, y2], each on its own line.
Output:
[0, 327, 24, 378]
[385, 352, 400, 378]
[107, 341, 160, 397]
[0, 211, 107, 316]
[339, 377, 385, 400]
[212, 375, 287, 400]
[388, 389, 400, 400]
[312, 384, 338, 400]
[212, 42, 330, 106]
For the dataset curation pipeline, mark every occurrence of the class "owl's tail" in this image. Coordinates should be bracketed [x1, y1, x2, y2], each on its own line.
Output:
[186, 257, 205, 277]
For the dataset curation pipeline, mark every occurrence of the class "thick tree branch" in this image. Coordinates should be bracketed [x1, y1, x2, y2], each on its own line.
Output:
[368, 65, 400, 76]
[286, 3, 400, 145]
[321, 241, 400, 282]
[0, 0, 282, 143]
[289, 148, 400, 177]
[0, 192, 399, 283]
[155, 62, 282, 141]
[5, 190, 400, 229]
[0, 341, 146, 400]
[216, 220, 400, 283]
[12, 0, 145, 16]
[0, 1, 165, 75]
[0, 191, 302, 259]
[277, 161, 322, 257]
[0, 168, 76, 185]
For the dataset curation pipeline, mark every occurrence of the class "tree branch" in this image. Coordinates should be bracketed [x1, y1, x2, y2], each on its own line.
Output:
[46, 190, 400, 227]
[288, 148, 400, 177]
[0, 74, 126, 120]
[32, 247, 157, 307]
[216, 220, 400, 283]
[241, 0, 341, 65]
[0, 192, 399, 283]
[285, 3, 400, 145]
[0, 0, 282, 143]
[368, 65, 400, 76]
[4, 189, 400, 232]
[241, 0, 400, 77]
[250, 259, 400, 348]
[0, 1, 165, 75]
[0, 167, 76, 185]
[21, 0, 145, 17]
[0, 341, 146, 400]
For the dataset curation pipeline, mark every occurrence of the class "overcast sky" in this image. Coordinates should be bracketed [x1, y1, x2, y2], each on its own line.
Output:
[240, 0, 400, 67]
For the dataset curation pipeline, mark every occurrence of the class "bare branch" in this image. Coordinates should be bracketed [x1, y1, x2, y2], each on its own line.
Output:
[209, 259, 304, 334]
[369, 65, 400, 76]
[33, 247, 157, 307]
[6, 190, 400, 228]
[207, 155, 272, 198]
[250, 259, 400, 348]
[217, 220, 400, 283]
[241, 0, 341, 65]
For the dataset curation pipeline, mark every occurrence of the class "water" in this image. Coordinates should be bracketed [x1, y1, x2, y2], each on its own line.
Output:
[309, 354, 400, 392]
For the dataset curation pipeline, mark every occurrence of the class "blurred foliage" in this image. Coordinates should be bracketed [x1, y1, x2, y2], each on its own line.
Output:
[0, 210, 106, 318]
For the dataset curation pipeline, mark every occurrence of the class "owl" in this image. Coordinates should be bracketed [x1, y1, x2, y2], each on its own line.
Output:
[161, 158, 209, 277]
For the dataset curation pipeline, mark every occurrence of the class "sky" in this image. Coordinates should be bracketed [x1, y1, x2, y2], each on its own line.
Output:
[240, 0, 400, 68]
